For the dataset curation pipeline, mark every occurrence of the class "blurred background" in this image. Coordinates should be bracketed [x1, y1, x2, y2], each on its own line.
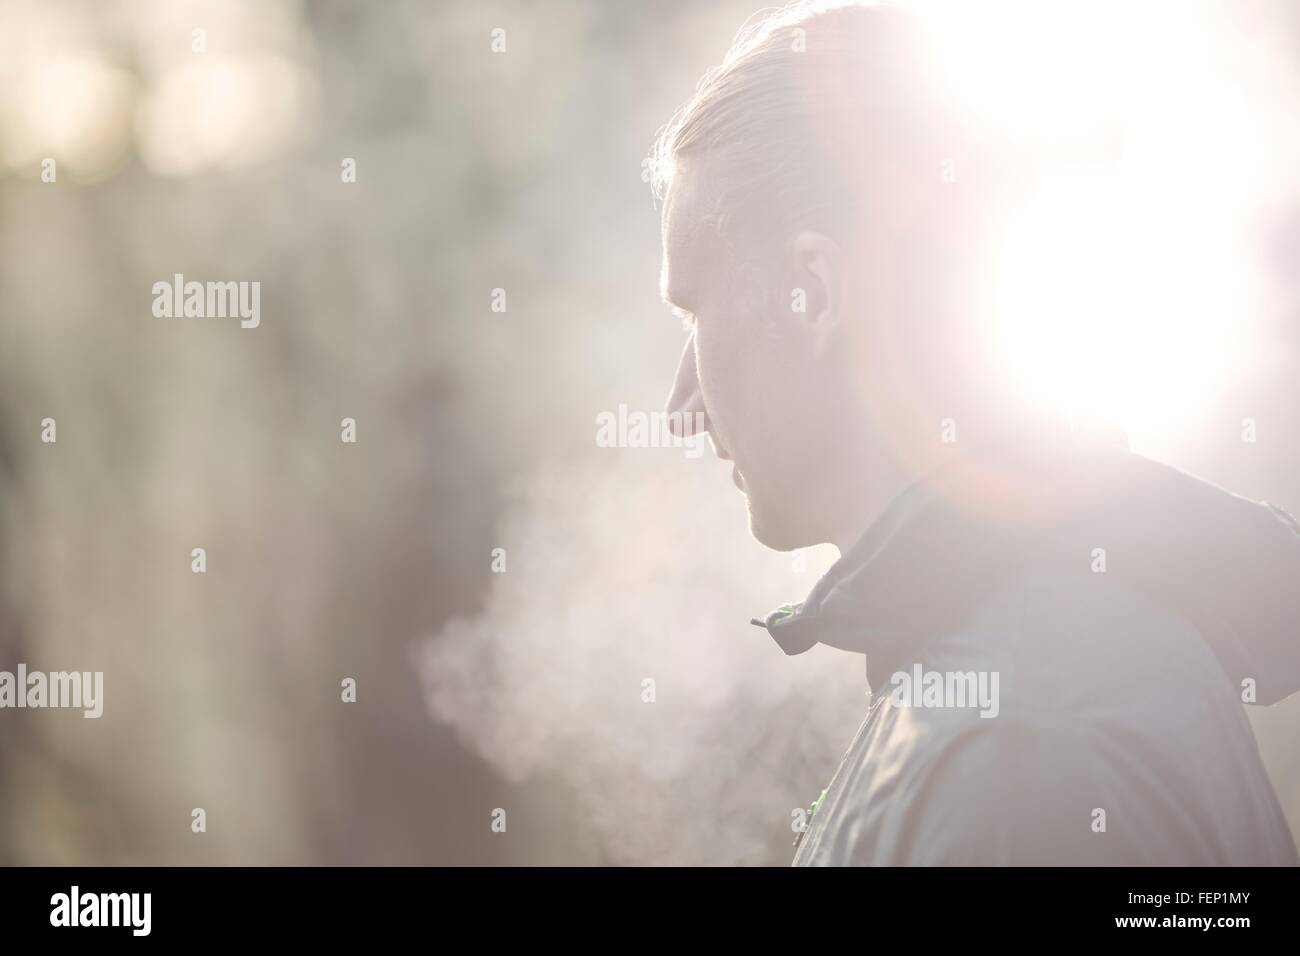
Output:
[0, 0, 1297, 865]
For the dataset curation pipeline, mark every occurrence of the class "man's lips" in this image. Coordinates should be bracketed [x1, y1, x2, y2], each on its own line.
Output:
[707, 434, 743, 490]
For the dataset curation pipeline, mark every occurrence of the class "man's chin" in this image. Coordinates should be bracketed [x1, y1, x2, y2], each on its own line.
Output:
[745, 498, 813, 553]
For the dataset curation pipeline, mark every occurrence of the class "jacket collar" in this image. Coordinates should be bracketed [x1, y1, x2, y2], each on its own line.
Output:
[752, 423, 1300, 704]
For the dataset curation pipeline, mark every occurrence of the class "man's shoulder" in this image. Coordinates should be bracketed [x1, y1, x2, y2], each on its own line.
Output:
[797, 563, 1289, 865]
[930, 560, 1236, 722]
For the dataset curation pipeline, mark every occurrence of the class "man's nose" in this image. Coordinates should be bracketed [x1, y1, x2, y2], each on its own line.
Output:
[665, 334, 708, 440]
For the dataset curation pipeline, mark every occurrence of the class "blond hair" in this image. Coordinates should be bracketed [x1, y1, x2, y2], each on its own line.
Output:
[651, 2, 1022, 259]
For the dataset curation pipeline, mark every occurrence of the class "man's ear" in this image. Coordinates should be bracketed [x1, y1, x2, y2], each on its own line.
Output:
[787, 231, 844, 354]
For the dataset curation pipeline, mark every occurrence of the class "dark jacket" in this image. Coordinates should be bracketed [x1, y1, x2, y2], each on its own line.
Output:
[756, 427, 1300, 865]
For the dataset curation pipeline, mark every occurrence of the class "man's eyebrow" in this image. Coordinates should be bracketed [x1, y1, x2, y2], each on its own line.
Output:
[665, 301, 693, 322]
[659, 268, 690, 315]
[660, 219, 719, 315]
[659, 285, 692, 320]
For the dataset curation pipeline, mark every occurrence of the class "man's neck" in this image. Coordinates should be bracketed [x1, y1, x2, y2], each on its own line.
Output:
[826, 405, 1072, 554]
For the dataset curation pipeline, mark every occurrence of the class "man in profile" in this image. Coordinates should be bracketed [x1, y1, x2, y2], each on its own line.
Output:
[651, 1, 1300, 865]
